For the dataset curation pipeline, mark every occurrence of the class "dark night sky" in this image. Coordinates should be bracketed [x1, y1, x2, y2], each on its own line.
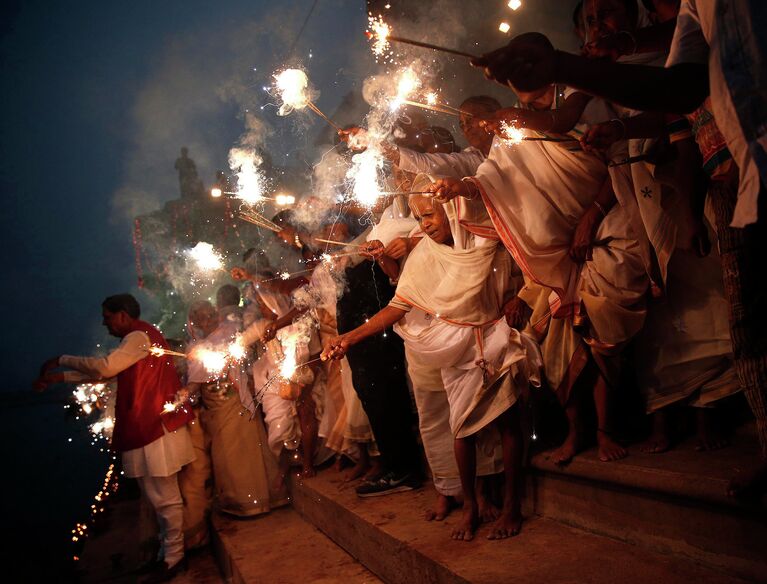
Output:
[0, 0, 372, 391]
[0, 0, 576, 391]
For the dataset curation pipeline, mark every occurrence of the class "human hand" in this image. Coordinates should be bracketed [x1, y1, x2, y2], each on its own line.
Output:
[230, 267, 251, 281]
[383, 237, 410, 260]
[581, 120, 624, 153]
[503, 297, 533, 330]
[362, 240, 386, 260]
[321, 335, 351, 361]
[33, 371, 64, 392]
[569, 206, 603, 263]
[687, 218, 712, 258]
[261, 322, 278, 343]
[478, 107, 526, 137]
[427, 177, 468, 204]
[338, 127, 369, 151]
[471, 33, 557, 93]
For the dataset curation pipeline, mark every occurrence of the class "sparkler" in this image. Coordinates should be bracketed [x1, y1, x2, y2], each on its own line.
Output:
[193, 347, 229, 376]
[212, 188, 276, 202]
[187, 242, 224, 272]
[273, 68, 342, 131]
[608, 154, 651, 167]
[396, 99, 472, 118]
[238, 209, 282, 232]
[314, 238, 366, 248]
[149, 345, 187, 358]
[365, 20, 479, 60]
[347, 145, 386, 208]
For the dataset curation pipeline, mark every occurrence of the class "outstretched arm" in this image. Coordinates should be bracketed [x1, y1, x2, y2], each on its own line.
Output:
[472, 33, 708, 115]
[321, 305, 407, 361]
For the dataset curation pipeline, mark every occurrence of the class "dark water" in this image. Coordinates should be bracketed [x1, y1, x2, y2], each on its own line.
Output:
[0, 391, 110, 582]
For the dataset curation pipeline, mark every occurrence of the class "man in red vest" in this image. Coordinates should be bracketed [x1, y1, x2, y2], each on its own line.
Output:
[36, 294, 195, 582]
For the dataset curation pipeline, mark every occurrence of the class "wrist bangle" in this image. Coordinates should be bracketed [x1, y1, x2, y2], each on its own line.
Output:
[593, 200, 607, 217]
[610, 118, 626, 139]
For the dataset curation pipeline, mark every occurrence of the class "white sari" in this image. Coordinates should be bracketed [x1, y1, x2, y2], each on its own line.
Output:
[392, 183, 541, 438]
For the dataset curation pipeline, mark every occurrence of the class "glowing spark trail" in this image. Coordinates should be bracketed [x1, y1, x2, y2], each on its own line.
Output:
[365, 21, 479, 60]
[187, 242, 224, 273]
[273, 68, 341, 131]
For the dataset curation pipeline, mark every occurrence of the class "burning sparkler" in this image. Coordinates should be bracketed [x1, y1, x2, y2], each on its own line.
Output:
[500, 122, 525, 145]
[229, 148, 269, 205]
[187, 242, 224, 273]
[238, 208, 282, 232]
[273, 68, 341, 131]
[192, 347, 229, 377]
[365, 17, 479, 60]
[149, 345, 187, 358]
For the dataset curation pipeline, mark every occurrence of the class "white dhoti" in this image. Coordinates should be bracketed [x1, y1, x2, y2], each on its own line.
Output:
[123, 426, 195, 568]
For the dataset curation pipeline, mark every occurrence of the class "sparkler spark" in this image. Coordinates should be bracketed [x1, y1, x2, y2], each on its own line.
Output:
[274, 68, 311, 115]
[366, 14, 392, 59]
[228, 336, 247, 362]
[389, 67, 421, 110]
[194, 348, 228, 376]
[229, 148, 267, 205]
[499, 22, 511, 33]
[508, 0, 522, 10]
[187, 242, 224, 273]
[500, 122, 525, 145]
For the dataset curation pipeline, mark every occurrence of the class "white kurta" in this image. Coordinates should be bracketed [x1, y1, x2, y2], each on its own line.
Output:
[61, 331, 194, 478]
[398, 146, 485, 178]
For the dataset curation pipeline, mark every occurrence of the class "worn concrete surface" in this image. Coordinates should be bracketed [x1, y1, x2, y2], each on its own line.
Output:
[79, 497, 222, 584]
[291, 469, 752, 584]
[212, 505, 382, 584]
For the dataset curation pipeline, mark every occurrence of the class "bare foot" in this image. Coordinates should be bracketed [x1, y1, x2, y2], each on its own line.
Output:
[486, 510, 523, 540]
[597, 430, 627, 462]
[302, 464, 317, 478]
[344, 458, 370, 482]
[695, 409, 729, 452]
[450, 504, 479, 541]
[549, 431, 579, 465]
[639, 434, 671, 453]
[727, 461, 767, 499]
[639, 411, 672, 454]
[477, 496, 501, 523]
[425, 493, 456, 521]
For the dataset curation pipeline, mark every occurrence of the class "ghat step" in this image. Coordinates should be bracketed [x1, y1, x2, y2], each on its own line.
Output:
[527, 433, 767, 582]
[211, 506, 382, 584]
[289, 470, 750, 584]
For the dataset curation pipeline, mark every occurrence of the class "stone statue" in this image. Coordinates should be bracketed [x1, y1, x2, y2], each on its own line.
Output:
[174, 147, 203, 200]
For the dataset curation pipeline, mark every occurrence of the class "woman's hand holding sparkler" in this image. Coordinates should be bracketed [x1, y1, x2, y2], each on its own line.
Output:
[362, 239, 386, 260]
[471, 33, 557, 93]
[230, 267, 253, 281]
[383, 237, 411, 260]
[580, 120, 624, 154]
[428, 177, 477, 204]
[478, 107, 526, 136]
[338, 126, 370, 151]
[321, 335, 352, 361]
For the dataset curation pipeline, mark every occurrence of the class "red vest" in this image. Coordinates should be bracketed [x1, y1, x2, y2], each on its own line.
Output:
[113, 320, 194, 452]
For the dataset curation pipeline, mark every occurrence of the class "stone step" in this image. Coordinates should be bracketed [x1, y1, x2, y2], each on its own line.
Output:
[211, 505, 382, 584]
[290, 470, 750, 584]
[527, 435, 767, 581]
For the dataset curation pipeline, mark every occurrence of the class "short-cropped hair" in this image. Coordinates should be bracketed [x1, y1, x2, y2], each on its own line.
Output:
[102, 294, 141, 318]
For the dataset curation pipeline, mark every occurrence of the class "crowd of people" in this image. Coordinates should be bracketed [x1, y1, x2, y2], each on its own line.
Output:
[33, 0, 766, 581]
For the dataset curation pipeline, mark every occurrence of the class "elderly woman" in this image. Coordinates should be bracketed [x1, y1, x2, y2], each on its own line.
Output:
[323, 183, 540, 542]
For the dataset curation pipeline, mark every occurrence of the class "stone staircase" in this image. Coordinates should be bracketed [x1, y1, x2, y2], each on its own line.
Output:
[212, 433, 766, 584]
